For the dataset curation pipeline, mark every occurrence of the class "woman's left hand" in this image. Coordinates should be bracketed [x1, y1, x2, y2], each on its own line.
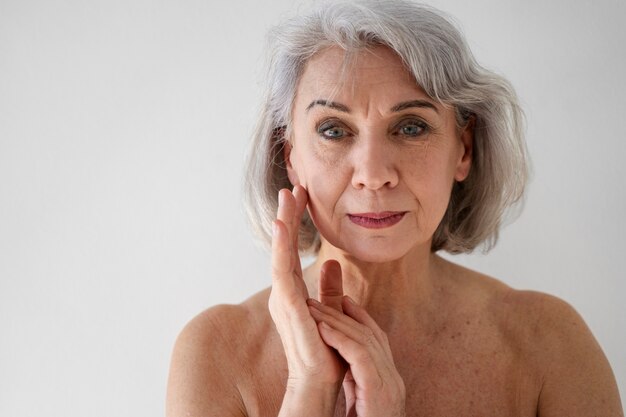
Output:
[306, 295, 406, 417]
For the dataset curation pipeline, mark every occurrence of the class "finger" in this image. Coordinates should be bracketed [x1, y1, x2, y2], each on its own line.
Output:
[276, 188, 296, 244]
[271, 219, 293, 279]
[319, 260, 344, 312]
[308, 304, 382, 356]
[317, 322, 386, 391]
[293, 184, 308, 212]
[292, 185, 308, 247]
[276, 188, 304, 279]
[343, 370, 357, 417]
[308, 298, 388, 351]
[291, 185, 308, 275]
[342, 296, 392, 355]
[271, 219, 312, 307]
[269, 221, 319, 352]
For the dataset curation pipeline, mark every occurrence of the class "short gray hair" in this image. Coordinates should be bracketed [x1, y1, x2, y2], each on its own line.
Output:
[243, 0, 529, 254]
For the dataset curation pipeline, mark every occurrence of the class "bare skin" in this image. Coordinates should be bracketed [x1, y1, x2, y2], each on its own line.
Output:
[167, 259, 623, 416]
[166, 46, 623, 416]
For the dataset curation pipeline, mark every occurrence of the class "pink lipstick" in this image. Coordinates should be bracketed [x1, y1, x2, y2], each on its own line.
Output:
[347, 211, 407, 229]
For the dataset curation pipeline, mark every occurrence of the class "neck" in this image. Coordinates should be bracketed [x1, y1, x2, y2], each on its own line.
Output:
[303, 239, 444, 333]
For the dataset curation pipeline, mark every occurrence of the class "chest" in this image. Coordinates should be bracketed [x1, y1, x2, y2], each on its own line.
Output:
[241, 329, 541, 417]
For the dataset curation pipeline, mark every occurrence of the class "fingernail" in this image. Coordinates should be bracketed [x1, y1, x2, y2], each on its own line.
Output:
[272, 221, 278, 236]
[278, 191, 284, 207]
[346, 295, 356, 305]
[307, 298, 321, 306]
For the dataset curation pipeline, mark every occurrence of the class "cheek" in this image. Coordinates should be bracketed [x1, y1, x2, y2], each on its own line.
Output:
[420, 173, 454, 221]
[403, 142, 456, 220]
[306, 177, 340, 236]
[295, 144, 349, 220]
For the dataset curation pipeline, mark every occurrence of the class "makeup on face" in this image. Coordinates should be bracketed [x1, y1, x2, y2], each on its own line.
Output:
[287, 45, 468, 261]
[347, 211, 407, 229]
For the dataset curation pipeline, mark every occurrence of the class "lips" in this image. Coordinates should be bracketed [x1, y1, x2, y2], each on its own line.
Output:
[347, 211, 407, 229]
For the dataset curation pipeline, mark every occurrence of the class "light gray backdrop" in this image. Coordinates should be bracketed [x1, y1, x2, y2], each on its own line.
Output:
[1, 0, 624, 415]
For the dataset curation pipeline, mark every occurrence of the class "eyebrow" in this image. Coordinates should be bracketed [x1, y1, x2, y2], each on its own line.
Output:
[305, 98, 439, 114]
[390, 99, 439, 113]
[306, 99, 350, 113]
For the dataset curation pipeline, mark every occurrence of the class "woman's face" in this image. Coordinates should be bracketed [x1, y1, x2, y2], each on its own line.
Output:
[286, 45, 472, 262]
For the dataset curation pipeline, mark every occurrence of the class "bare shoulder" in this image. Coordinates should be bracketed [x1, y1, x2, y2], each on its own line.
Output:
[441, 258, 605, 344]
[510, 292, 624, 416]
[166, 288, 273, 417]
[442, 259, 623, 416]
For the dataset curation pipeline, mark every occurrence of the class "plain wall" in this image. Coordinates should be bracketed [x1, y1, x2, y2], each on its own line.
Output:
[1, 0, 624, 415]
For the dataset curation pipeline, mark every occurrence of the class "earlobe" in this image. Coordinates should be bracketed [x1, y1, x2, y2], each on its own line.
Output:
[454, 117, 474, 182]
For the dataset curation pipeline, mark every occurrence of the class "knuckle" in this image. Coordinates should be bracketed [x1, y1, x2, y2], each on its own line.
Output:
[319, 289, 342, 297]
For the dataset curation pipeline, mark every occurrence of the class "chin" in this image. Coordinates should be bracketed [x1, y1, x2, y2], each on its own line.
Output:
[349, 249, 408, 264]
[328, 234, 424, 264]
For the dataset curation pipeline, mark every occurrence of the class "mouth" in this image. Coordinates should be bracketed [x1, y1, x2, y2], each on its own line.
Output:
[347, 211, 407, 229]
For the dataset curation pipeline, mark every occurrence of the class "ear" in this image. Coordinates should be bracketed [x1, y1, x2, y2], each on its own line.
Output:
[454, 116, 474, 182]
[283, 140, 301, 186]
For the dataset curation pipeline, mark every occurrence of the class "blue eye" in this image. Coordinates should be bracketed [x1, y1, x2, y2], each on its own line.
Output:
[317, 121, 347, 140]
[323, 127, 345, 138]
[397, 120, 428, 138]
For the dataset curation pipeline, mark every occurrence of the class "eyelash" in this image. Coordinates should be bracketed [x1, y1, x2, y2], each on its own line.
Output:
[393, 119, 430, 138]
[316, 118, 430, 141]
[317, 120, 348, 140]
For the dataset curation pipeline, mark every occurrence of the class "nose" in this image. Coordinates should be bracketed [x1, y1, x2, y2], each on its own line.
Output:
[350, 134, 399, 190]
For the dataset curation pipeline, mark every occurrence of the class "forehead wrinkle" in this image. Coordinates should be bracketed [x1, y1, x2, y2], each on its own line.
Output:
[299, 45, 440, 122]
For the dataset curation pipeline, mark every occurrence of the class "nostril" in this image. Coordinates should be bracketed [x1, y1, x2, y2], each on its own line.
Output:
[352, 172, 398, 191]
[352, 168, 397, 190]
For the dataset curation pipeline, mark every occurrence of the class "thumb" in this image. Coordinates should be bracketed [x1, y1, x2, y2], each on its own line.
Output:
[319, 260, 343, 312]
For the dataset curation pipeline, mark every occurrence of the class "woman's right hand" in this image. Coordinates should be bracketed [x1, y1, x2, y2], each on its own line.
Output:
[269, 186, 346, 406]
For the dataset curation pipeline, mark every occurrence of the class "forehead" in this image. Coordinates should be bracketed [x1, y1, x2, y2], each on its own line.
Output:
[295, 44, 431, 104]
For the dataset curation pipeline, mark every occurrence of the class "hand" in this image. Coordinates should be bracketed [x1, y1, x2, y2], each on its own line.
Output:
[269, 186, 346, 394]
[307, 295, 406, 417]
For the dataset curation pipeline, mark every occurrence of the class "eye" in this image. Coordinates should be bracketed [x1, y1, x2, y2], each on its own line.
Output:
[394, 119, 429, 138]
[317, 120, 349, 140]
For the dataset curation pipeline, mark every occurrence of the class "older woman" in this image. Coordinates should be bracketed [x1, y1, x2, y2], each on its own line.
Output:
[166, 1, 623, 416]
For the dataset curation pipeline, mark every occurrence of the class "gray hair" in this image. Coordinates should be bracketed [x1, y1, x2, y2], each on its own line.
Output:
[243, 0, 529, 254]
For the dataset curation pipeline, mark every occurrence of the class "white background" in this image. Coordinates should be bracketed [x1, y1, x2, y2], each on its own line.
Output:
[1, 0, 624, 415]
